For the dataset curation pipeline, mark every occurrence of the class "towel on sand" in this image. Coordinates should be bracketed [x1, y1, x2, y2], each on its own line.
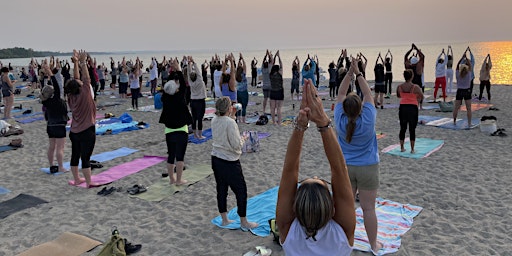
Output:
[0, 194, 48, 219]
[382, 138, 444, 159]
[16, 232, 102, 256]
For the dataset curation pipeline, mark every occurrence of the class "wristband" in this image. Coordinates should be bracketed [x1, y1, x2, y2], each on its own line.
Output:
[356, 73, 363, 78]
[317, 120, 333, 132]
[293, 118, 309, 131]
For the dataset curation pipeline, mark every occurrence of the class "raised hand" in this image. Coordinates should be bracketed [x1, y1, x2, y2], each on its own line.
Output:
[303, 79, 329, 126]
[78, 50, 87, 62]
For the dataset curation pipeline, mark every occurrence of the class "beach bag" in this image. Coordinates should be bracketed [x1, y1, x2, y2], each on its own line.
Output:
[96, 230, 126, 256]
[255, 115, 268, 125]
[242, 131, 260, 153]
[480, 116, 497, 135]
[438, 101, 454, 112]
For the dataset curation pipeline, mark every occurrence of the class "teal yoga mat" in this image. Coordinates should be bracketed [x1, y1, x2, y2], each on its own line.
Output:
[382, 138, 444, 159]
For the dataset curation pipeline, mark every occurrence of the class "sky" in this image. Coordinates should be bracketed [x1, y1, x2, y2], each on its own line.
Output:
[2, 0, 512, 52]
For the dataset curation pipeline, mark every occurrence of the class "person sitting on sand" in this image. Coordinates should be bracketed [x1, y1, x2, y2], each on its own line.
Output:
[41, 62, 70, 173]
[159, 58, 192, 185]
[335, 57, 383, 254]
[66, 50, 99, 188]
[187, 56, 207, 139]
[453, 53, 473, 127]
[276, 79, 356, 256]
[397, 69, 424, 153]
[211, 96, 258, 231]
[478, 54, 492, 102]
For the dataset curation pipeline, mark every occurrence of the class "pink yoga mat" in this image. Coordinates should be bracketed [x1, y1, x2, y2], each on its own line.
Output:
[68, 156, 166, 188]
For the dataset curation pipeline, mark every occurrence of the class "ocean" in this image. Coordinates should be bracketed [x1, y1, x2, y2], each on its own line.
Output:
[3, 41, 511, 85]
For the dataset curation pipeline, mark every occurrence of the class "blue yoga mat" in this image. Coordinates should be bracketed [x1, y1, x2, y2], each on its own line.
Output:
[437, 118, 480, 130]
[0, 145, 19, 153]
[40, 147, 139, 175]
[188, 128, 212, 144]
[0, 186, 10, 195]
[16, 116, 45, 124]
[95, 121, 149, 135]
[211, 186, 278, 237]
[13, 111, 44, 119]
[382, 138, 444, 159]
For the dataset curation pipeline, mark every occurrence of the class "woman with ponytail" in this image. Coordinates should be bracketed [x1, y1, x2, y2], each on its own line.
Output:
[334, 55, 382, 254]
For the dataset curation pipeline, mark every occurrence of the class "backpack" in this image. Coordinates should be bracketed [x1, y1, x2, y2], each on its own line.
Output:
[96, 229, 126, 256]
[242, 131, 260, 153]
[255, 115, 268, 125]
[438, 101, 454, 112]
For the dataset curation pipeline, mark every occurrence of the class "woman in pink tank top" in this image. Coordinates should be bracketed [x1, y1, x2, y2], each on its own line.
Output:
[396, 69, 424, 153]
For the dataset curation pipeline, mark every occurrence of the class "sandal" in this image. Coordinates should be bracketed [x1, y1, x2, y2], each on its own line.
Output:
[243, 246, 272, 256]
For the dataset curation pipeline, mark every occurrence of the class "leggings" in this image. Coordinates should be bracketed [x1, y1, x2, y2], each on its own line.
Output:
[211, 156, 248, 217]
[165, 131, 188, 164]
[237, 90, 249, 117]
[385, 73, 393, 93]
[190, 99, 206, 130]
[479, 80, 491, 101]
[131, 87, 140, 109]
[446, 69, 454, 94]
[329, 82, 336, 98]
[399, 104, 418, 141]
[433, 76, 446, 100]
[69, 126, 96, 168]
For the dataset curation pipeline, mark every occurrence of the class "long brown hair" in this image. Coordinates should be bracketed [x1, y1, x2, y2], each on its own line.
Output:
[294, 182, 334, 241]
[343, 93, 362, 143]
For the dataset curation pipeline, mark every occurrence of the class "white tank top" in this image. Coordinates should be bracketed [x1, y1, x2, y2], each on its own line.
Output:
[282, 218, 352, 256]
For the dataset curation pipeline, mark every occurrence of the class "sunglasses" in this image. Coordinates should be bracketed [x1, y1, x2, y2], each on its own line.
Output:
[298, 177, 331, 186]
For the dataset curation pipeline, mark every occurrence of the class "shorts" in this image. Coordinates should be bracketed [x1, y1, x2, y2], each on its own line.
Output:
[263, 89, 271, 98]
[348, 164, 379, 190]
[47, 125, 66, 138]
[374, 83, 387, 94]
[270, 89, 284, 100]
[455, 88, 471, 100]
[119, 82, 128, 94]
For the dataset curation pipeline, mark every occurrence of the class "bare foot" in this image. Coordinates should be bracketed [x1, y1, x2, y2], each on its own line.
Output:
[371, 241, 383, 255]
[198, 136, 206, 139]
[175, 180, 188, 186]
[400, 148, 406, 152]
[410, 150, 416, 154]
[221, 219, 234, 226]
[87, 182, 101, 188]
[72, 178, 86, 185]
[60, 168, 69, 173]
[241, 221, 259, 230]
[169, 178, 176, 185]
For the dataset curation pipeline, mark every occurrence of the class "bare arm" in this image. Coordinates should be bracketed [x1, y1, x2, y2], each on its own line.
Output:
[353, 58, 373, 105]
[228, 55, 236, 91]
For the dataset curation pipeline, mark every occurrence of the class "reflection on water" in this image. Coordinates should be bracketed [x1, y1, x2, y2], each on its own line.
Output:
[2, 41, 512, 84]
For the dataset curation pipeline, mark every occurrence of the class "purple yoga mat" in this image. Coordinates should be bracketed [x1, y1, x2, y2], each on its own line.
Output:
[257, 132, 271, 139]
[68, 155, 166, 188]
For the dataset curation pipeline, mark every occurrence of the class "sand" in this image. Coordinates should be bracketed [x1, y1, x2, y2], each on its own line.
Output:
[0, 74, 511, 256]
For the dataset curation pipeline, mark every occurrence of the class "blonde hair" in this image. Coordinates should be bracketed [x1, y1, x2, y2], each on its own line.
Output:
[459, 64, 469, 78]
[215, 97, 231, 116]
[294, 182, 334, 241]
[342, 93, 362, 143]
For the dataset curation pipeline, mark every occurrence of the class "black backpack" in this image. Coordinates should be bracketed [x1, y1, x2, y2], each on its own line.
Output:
[256, 115, 268, 125]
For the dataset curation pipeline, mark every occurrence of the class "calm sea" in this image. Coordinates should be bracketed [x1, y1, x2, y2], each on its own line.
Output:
[3, 41, 512, 84]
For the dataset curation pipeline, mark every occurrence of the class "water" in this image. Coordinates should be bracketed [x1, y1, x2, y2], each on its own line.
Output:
[3, 41, 512, 84]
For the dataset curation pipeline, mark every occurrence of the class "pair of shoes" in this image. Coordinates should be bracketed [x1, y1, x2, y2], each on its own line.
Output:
[104, 129, 113, 135]
[489, 107, 499, 111]
[50, 165, 59, 174]
[161, 173, 169, 178]
[124, 239, 142, 255]
[127, 184, 147, 195]
[90, 161, 103, 169]
[97, 186, 117, 196]
[491, 129, 507, 137]
[243, 246, 272, 256]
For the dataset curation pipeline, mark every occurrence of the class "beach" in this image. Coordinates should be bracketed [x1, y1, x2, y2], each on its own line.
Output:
[0, 75, 511, 256]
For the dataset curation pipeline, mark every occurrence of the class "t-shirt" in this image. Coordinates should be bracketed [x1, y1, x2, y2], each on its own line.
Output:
[213, 70, 223, 96]
[68, 75, 96, 133]
[211, 116, 243, 161]
[237, 72, 248, 92]
[456, 71, 471, 89]
[261, 67, 271, 90]
[334, 102, 379, 166]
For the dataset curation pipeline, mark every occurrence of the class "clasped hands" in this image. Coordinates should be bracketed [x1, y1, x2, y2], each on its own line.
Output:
[296, 79, 330, 130]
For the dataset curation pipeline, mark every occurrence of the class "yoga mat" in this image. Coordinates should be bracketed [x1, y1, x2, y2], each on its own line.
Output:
[132, 164, 213, 202]
[211, 186, 278, 237]
[188, 128, 213, 144]
[13, 111, 43, 118]
[383, 104, 399, 109]
[257, 132, 271, 140]
[382, 138, 444, 159]
[11, 108, 28, 113]
[16, 116, 45, 124]
[422, 105, 440, 110]
[353, 198, 423, 255]
[0, 186, 11, 194]
[68, 155, 167, 188]
[418, 115, 444, 124]
[14, 97, 37, 102]
[0, 145, 20, 153]
[16, 232, 102, 256]
[95, 121, 149, 135]
[437, 118, 480, 130]
[40, 147, 138, 175]
[460, 103, 492, 112]
[0, 194, 48, 219]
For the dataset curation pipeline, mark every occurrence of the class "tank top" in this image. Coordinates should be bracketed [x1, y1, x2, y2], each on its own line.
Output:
[447, 58, 453, 69]
[1, 75, 11, 95]
[221, 83, 237, 101]
[399, 84, 419, 106]
[236, 73, 248, 92]
[385, 62, 392, 73]
[270, 72, 283, 91]
[282, 219, 352, 256]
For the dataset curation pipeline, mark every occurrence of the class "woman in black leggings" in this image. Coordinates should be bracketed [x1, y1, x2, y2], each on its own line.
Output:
[396, 69, 423, 153]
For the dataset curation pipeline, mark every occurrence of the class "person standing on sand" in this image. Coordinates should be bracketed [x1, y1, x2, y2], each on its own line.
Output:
[129, 58, 142, 110]
[335, 56, 383, 254]
[149, 57, 159, 95]
[251, 57, 258, 87]
[354, 53, 367, 99]
[269, 50, 284, 125]
[479, 54, 492, 102]
[1, 67, 14, 119]
[261, 50, 273, 114]
[373, 53, 386, 109]
[220, 53, 237, 104]
[201, 60, 209, 87]
[291, 56, 300, 101]
[41, 62, 69, 173]
[446, 46, 454, 96]
[433, 49, 447, 102]
[397, 69, 423, 153]
[404, 44, 425, 109]
[66, 50, 99, 188]
[328, 61, 338, 101]
[236, 53, 249, 124]
[314, 55, 320, 87]
[213, 54, 223, 99]
[453, 53, 473, 127]
[384, 49, 393, 98]
[159, 58, 191, 185]
[466, 47, 476, 96]
[187, 56, 207, 139]
[118, 58, 129, 99]
[277, 79, 356, 256]
[211, 96, 259, 231]
[302, 54, 316, 87]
